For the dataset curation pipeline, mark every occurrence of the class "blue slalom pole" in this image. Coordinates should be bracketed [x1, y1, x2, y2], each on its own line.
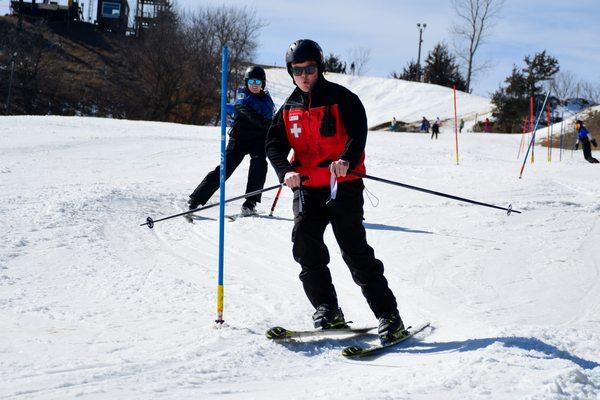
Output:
[519, 91, 551, 178]
[217, 46, 228, 325]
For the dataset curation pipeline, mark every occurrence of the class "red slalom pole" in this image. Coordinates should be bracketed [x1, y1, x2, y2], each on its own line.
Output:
[519, 91, 550, 179]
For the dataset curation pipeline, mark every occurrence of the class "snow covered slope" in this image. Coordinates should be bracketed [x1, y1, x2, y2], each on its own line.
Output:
[1, 114, 599, 399]
[266, 67, 492, 128]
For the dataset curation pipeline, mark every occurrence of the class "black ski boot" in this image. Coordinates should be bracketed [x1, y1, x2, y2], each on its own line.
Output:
[240, 200, 257, 216]
[188, 197, 202, 211]
[378, 310, 406, 345]
[312, 304, 349, 330]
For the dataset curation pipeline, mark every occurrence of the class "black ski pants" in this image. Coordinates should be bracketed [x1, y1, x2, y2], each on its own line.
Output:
[581, 137, 599, 163]
[291, 179, 398, 319]
[190, 137, 268, 205]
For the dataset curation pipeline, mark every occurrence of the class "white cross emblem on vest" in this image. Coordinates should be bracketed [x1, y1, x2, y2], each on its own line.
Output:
[290, 123, 302, 138]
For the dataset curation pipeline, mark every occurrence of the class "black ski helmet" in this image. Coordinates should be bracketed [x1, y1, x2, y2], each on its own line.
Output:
[244, 66, 266, 89]
[285, 39, 324, 77]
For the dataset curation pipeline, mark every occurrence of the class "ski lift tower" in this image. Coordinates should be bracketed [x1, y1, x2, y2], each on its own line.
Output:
[134, 0, 170, 36]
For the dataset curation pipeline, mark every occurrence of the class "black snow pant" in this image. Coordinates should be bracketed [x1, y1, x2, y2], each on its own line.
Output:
[291, 179, 398, 319]
[189, 137, 268, 205]
[581, 137, 599, 163]
[431, 127, 439, 139]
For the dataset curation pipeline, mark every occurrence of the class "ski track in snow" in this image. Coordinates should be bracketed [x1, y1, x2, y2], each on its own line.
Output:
[1, 113, 600, 399]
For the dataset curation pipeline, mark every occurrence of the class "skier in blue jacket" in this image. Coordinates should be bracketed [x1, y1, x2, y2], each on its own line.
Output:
[188, 66, 275, 215]
[574, 120, 598, 163]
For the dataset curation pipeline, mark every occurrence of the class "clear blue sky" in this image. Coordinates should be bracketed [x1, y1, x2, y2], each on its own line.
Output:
[2, 0, 599, 97]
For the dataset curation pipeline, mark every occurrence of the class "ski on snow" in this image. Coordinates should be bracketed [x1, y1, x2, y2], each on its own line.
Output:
[341, 322, 431, 358]
[266, 325, 377, 340]
[183, 211, 264, 223]
[226, 211, 266, 221]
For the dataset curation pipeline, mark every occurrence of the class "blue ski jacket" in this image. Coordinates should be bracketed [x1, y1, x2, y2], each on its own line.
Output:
[578, 126, 591, 141]
[226, 87, 274, 140]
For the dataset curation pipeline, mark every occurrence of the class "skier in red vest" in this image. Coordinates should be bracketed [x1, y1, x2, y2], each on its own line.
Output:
[483, 117, 493, 133]
[266, 39, 405, 345]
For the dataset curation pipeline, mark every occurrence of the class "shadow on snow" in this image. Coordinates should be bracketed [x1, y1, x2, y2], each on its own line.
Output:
[398, 336, 599, 370]
[363, 223, 433, 234]
[276, 333, 599, 369]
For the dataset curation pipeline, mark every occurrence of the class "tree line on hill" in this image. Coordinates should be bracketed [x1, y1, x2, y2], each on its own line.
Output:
[0, 5, 265, 125]
[1, 1, 598, 132]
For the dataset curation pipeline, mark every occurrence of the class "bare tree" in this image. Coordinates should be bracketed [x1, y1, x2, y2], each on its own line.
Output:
[550, 71, 600, 103]
[347, 46, 371, 76]
[184, 5, 266, 124]
[0, 21, 65, 115]
[579, 81, 600, 104]
[125, 10, 189, 121]
[551, 71, 577, 100]
[450, 0, 505, 92]
[124, 5, 266, 124]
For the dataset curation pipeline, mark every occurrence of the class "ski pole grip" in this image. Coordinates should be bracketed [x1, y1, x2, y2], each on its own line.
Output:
[298, 184, 306, 216]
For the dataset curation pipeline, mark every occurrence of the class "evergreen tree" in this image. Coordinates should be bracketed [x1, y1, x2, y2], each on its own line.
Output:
[491, 51, 559, 132]
[422, 42, 466, 91]
[523, 50, 560, 98]
[491, 66, 529, 132]
[390, 60, 421, 81]
[324, 53, 347, 74]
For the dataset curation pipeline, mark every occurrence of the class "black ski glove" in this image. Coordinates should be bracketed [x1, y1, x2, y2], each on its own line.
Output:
[574, 143, 579, 151]
[591, 139, 598, 148]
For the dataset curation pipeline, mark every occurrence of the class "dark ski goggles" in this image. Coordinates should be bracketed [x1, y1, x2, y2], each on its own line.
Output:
[291, 65, 318, 76]
[247, 79, 263, 86]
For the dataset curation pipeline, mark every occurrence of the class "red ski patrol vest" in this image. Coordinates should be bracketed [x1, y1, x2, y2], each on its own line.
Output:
[283, 103, 366, 188]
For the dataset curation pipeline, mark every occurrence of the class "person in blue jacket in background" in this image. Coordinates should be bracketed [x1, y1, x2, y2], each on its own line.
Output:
[420, 117, 430, 133]
[188, 66, 275, 215]
[574, 120, 598, 163]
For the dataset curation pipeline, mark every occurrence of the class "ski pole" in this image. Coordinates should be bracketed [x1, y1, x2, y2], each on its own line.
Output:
[269, 185, 283, 216]
[141, 183, 283, 229]
[349, 171, 521, 215]
[269, 150, 295, 216]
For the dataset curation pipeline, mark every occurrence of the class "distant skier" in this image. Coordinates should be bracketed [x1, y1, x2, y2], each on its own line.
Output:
[188, 66, 275, 216]
[459, 118, 465, 133]
[431, 118, 440, 139]
[390, 117, 398, 132]
[266, 39, 406, 345]
[483, 117, 493, 133]
[574, 120, 599, 163]
[420, 117, 430, 133]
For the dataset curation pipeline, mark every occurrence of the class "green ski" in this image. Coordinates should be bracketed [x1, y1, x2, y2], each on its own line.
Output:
[342, 322, 431, 358]
[266, 325, 377, 340]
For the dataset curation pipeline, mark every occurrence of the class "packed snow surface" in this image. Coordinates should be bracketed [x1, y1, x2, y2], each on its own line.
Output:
[1, 100, 600, 398]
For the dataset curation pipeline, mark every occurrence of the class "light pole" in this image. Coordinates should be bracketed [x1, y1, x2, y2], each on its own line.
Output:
[416, 22, 427, 82]
[6, 52, 17, 114]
